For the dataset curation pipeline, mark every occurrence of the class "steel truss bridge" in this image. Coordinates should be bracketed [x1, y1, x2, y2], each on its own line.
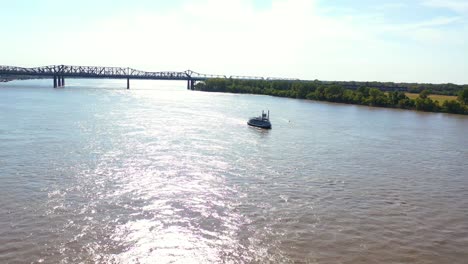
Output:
[0, 64, 299, 89]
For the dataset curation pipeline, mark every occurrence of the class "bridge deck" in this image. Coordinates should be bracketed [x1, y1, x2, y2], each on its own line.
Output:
[1, 64, 299, 89]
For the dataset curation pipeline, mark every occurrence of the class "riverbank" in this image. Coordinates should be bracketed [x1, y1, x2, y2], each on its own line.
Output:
[0, 76, 47, 82]
[194, 79, 468, 115]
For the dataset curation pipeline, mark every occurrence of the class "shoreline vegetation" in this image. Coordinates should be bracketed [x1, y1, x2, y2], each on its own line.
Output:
[195, 79, 468, 115]
[0, 76, 46, 82]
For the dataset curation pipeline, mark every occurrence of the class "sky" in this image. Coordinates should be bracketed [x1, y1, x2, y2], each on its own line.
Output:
[1, 0, 467, 84]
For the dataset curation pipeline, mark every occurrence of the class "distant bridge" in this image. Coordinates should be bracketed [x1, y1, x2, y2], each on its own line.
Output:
[0, 64, 298, 89]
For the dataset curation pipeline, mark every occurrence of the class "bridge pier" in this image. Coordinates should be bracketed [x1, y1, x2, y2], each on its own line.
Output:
[53, 76, 57, 88]
[58, 76, 62, 87]
[127, 78, 130, 89]
[187, 79, 195, 90]
[62, 76, 65, 87]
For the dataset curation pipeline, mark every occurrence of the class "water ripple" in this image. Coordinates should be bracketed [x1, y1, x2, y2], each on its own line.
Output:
[1, 85, 467, 263]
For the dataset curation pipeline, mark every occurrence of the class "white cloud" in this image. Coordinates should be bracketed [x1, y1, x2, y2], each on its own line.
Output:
[407, 16, 463, 28]
[380, 16, 465, 43]
[374, 2, 407, 10]
[422, 0, 468, 14]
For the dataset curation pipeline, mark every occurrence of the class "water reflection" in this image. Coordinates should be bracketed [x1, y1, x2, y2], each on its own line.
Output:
[0, 83, 467, 263]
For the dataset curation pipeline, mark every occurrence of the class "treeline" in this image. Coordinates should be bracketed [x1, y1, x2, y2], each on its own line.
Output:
[194, 79, 468, 115]
[325, 81, 465, 95]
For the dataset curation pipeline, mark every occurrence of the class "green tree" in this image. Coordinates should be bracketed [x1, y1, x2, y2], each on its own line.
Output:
[419, 89, 430, 99]
[314, 86, 326, 100]
[292, 82, 308, 99]
[397, 98, 414, 109]
[352, 92, 364, 105]
[343, 90, 356, 103]
[389, 91, 408, 105]
[306, 92, 316, 100]
[368, 88, 388, 106]
[443, 100, 466, 114]
[357, 87, 370, 97]
[194, 82, 206, 90]
[458, 88, 468, 105]
[324, 85, 344, 102]
[415, 97, 440, 112]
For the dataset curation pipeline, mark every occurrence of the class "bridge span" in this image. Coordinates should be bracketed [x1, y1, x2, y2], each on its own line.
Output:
[0, 64, 297, 89]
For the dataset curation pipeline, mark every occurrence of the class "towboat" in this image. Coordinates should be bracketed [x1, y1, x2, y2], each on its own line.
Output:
[247, 110, 272, 129]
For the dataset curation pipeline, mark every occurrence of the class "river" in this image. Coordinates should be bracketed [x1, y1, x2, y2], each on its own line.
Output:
[1, 80, 467, 263]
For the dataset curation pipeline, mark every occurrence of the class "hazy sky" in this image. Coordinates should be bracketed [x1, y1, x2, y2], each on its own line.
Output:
[1, 0, 467, 83]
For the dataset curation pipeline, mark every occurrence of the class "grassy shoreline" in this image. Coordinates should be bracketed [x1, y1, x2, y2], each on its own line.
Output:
[195, 79, 468, 115]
